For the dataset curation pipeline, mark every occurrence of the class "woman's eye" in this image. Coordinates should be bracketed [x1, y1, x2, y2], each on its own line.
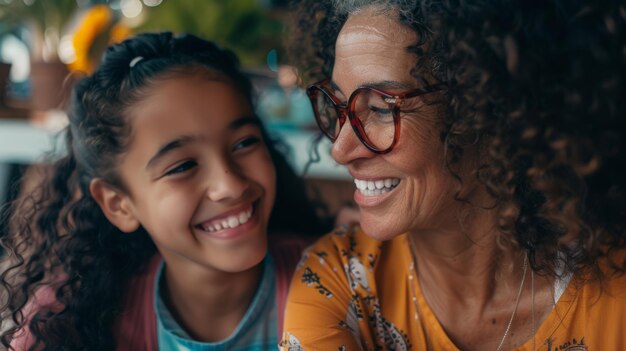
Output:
[368, 105, 394, 123]
[233, 136, 261, 151]
[369, 105, 393, 115]
[165, 160, 197, 176]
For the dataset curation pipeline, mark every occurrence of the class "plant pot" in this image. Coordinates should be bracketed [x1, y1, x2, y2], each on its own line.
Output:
[0, 62, 11, 106]
[29, 61, 72, 111]
[0, 62, 29, 119]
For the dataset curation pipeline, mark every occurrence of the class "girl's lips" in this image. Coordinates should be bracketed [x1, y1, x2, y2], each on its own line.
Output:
[194, 201, 259, 239]
[197, 204, 254, 232]
[197, 210, 260, 240]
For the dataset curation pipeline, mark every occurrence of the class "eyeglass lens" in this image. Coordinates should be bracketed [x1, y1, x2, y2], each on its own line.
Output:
[312, 88, 396, 151]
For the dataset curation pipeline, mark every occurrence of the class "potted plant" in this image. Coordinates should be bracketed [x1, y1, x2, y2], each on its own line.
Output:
[137, 0, 284, 67]
[0, 23, 15, 109]
[0, 1, 129, 118]
[0, 0, 83, 113]
[0, 0, 80, 61]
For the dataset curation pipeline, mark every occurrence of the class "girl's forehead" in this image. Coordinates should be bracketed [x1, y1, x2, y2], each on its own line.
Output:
[124, 76, 254, 149]
[130, 76, 250, 120]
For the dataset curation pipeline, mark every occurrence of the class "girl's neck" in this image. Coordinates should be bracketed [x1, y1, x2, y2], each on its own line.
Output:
[160, 257, 265, 342]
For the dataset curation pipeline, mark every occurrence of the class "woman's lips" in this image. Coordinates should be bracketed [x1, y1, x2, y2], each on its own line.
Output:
[352, 177, 400, 207]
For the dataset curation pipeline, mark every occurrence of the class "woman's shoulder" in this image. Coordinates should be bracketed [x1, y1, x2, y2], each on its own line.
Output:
[292, 224, 405, 275]
[565, 248, 626, 312]
[308, 224, 395, 255]
[593, 248, 626, 297]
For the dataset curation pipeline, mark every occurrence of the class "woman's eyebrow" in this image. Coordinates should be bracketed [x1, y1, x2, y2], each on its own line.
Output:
[330, 79, 415, 94]
[361, 80, 415, 90]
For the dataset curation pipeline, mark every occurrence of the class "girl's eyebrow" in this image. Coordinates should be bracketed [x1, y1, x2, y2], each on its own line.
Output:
[145, 115, 260, 170]
[229, 115, 262, 130]
[146, 135, 197, 170]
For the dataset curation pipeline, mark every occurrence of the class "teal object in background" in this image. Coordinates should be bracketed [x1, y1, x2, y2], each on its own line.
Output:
[257, 86, 314, 130]
[256, 64, 315, 130]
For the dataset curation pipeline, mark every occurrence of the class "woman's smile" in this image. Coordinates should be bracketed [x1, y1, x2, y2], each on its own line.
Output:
[352, 176, 401, 207]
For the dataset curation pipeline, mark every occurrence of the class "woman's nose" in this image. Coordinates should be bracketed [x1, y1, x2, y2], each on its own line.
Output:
[331, 122, 375, 165]
[206, 162, 249, 202]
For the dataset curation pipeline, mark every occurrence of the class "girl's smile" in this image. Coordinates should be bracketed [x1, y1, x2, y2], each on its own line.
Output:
[194, 201, 259, 240]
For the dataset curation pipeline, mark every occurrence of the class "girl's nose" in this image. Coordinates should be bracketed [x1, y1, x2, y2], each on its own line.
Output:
[206, 163, 249, 202]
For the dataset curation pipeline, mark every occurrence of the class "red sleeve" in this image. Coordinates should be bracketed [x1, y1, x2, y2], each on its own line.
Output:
[112, 254, 161, 351]
[269, 234, 314, 338]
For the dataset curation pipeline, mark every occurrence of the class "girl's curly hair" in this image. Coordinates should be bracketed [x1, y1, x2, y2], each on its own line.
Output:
[0, 32, 326, 350]
[287, 0, 626, 279]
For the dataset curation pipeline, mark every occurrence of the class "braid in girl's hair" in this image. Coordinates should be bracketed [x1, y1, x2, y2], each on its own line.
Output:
[0, 32, 325, 351]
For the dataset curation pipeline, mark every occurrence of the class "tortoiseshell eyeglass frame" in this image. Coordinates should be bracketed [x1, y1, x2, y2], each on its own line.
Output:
[306, 79, 447, 154]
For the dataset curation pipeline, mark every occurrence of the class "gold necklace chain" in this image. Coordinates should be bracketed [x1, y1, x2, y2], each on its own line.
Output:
[406, 236, 534, 351]
[495, 255, 528, 351]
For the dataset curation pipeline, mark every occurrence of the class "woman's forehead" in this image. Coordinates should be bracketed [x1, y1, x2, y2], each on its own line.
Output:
[333, 8, 419, 92]
[339, 5, 415, 42]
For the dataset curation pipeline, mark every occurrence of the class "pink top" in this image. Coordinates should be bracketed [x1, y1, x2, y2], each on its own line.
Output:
[11, 236, 310, 350]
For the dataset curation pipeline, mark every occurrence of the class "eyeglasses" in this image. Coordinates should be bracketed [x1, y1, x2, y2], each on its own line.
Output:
[306, 79, 447, 154]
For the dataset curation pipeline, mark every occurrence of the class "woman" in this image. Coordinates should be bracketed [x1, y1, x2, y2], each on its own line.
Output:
[281, 1, 626, 350]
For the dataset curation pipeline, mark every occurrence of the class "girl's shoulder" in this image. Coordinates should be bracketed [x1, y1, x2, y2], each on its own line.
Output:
[112, 254, 161, 351]
[269, 233, 315, 255]
[268, 233, 314, 278]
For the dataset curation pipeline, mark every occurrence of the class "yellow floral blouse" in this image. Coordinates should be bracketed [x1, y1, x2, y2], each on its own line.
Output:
[280, 224, 626, 351]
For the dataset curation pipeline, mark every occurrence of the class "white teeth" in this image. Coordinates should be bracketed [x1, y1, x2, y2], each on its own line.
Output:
[353, 177, 400, 197]
[227, 216, 238, 228]
[238, 212, 248, 224]
[200, 206, 253, 232]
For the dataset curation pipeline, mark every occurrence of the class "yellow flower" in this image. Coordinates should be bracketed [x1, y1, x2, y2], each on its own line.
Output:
[68, 5, 131, 74]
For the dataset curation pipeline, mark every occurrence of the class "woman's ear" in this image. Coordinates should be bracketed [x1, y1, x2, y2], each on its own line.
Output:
[89, 178, 140, 233]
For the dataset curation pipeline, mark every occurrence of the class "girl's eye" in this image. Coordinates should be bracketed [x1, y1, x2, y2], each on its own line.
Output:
[233, 136, 261, 151]
[165, 160, 197, 176]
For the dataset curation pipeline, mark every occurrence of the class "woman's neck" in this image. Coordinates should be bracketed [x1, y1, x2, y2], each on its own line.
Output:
[409, 206, 520, 304]
[160, 257, 264, 342]
[408, 205, 555, 350]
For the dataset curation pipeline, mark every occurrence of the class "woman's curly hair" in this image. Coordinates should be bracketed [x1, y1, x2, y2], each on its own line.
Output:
[0, 32, 326, 350]
[288, 0, 626, 279]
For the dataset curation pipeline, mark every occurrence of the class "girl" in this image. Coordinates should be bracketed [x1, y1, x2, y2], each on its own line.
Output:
[0, 32, 326, 350]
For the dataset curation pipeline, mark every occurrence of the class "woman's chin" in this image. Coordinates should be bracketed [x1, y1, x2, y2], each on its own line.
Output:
[358, 213, 405, 242]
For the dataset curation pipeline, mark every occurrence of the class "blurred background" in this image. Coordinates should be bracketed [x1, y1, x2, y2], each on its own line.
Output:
[0, 0, 310, 126]
[0, 0, 353, 241]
